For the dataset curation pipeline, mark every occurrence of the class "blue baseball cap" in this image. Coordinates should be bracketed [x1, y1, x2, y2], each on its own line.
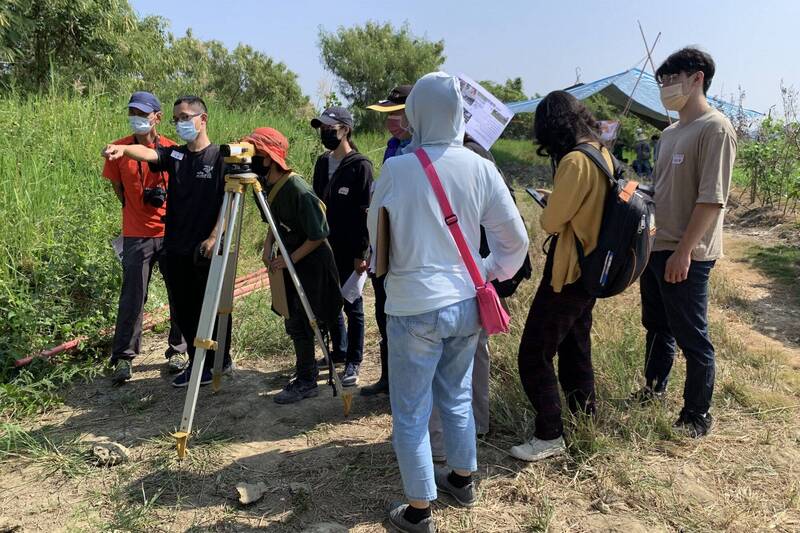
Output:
[127, 91, 161, 114]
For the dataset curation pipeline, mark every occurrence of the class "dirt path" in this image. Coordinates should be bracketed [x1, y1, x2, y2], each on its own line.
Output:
[713, 231, 800, 368]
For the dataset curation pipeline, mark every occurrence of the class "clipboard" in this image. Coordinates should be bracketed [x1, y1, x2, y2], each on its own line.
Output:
[375, 206, 390, 278]
[268, 266, 290, 318]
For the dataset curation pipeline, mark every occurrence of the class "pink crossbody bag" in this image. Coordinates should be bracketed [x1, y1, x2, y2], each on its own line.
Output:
[415, 148, 511, 335]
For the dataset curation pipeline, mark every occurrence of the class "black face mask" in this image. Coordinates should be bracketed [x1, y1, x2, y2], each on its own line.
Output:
[320, 129, 342, 151]
[252, 155, 271, 176]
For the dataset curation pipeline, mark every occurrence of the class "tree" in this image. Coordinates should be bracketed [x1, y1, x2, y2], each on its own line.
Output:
[0, 1, 309, 114]
[0, 0, 139, 92]
[318, 21, 445, 130]
[164, 31, 308, 112]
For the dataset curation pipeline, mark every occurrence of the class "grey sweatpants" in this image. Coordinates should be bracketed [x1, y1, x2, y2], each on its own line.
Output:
[429, 329, 490, 458]
[110, 237, 186, 363]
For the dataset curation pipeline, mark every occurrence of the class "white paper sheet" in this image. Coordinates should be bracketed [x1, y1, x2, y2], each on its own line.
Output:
[340, 271, 367, 304]
[457, 73, 515, 150]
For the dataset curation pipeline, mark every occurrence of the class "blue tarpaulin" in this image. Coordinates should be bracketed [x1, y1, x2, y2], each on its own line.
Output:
[507, 68, 763, 129]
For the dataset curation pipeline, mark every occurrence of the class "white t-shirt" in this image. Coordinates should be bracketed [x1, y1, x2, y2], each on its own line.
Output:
[368, 144, 527, 316]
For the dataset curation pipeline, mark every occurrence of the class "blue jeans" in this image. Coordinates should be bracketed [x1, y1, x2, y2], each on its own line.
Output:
[331, 297, 364, 364]
[640, 251, 716, 414]
[388, 298, 481, 501]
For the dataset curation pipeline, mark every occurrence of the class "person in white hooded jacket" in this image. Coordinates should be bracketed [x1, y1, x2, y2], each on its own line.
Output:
[367, 72, 528, 532]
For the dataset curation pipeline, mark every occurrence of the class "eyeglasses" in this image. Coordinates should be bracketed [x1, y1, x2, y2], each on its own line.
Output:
[170, 113, 202, 125]
[658, 72, 696, 87]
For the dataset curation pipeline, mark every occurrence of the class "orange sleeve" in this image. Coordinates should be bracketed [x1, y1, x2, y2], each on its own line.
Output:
[102, 158, 121, 183]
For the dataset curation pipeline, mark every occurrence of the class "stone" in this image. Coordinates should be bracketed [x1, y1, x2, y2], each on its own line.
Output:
[236, 481, 269, 505]
[91, 441, 129, 467]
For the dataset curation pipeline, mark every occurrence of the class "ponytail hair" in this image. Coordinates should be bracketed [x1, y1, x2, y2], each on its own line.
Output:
[344, 127, 359, 152]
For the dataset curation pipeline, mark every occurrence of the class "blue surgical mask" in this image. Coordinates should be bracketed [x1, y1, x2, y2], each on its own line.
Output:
[176, 119, 199, 142]
[129, 116, 153, 135]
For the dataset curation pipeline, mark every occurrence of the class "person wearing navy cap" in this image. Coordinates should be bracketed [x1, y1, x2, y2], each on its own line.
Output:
[102, 91, 187, 385]
[310, 106, 374, 389]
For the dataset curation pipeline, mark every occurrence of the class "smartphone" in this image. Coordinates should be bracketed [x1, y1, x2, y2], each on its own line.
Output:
[525, 187, 548, 208]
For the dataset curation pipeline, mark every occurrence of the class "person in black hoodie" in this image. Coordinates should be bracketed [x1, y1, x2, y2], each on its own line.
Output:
[311, 107, 374, 387]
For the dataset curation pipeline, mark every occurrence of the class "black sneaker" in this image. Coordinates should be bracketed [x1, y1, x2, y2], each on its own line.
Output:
[274, 378, 319, 404]
[341, 363, 360, 387]
[171, 366, 213, 388]
[627, 386, 666, 406]
[360, 377, 389, 396]
[673, 410, 713, 438]
[111, 360, 132, 385]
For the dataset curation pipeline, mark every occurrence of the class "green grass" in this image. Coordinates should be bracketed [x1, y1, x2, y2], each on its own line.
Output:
[744, 244, 800, 303]
[0, 422, 91, 478]
[0, 91, 386, 414]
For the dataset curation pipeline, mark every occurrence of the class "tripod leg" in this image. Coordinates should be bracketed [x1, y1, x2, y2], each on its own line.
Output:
[212, 203, 242, 392]
[174, 190, 243, 458]
[252, 187, 352, 415]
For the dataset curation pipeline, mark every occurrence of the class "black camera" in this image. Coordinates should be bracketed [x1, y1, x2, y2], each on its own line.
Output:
[143, 187, 166, 208]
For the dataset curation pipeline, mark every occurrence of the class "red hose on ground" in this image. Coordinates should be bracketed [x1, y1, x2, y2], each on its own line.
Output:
[14, 269, 270, 368]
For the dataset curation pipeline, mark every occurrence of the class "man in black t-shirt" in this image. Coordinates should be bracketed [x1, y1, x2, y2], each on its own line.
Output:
[102, 95, 232, 388]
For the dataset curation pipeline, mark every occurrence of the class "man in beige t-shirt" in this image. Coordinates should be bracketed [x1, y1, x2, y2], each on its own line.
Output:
[632, 47, 737, 439]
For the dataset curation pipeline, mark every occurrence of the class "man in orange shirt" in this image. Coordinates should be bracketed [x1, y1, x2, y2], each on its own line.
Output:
[103, 91, 187, 385]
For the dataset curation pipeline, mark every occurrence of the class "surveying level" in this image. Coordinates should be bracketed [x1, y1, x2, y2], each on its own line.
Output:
[172, 142, 352, 459]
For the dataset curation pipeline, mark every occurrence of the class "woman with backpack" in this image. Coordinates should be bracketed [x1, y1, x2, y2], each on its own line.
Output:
[311, 107, 374, 388]
[511, 91, 611, 462]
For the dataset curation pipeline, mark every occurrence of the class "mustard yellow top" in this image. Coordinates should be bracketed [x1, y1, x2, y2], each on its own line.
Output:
[540, 143, 611, 292]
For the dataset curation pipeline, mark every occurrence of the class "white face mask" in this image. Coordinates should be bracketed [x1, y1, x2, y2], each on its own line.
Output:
[660, 78, 694, 112]
[129, 115, 153, 135]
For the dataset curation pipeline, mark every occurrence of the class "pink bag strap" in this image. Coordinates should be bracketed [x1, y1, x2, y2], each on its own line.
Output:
[415, 148, 485, 290]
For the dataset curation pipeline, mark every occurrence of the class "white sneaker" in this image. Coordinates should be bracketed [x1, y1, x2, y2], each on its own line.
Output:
[509, 436, 566, 462]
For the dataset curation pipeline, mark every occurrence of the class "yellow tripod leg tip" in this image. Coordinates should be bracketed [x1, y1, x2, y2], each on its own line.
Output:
[212, 373, 222, 392]
[342, 392, 353, 417]
[173, 431, 189, 460]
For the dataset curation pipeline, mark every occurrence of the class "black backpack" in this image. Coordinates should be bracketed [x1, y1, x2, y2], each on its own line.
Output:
[573, 144, 655, 298]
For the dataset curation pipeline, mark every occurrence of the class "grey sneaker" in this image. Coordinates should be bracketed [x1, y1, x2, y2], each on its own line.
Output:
[509, 436, 566, 462]
[111, 360, 132, 385]
[628, 385, 666, 406]
[386, 501, 435, 533]
[274, 379, 319, 404]
[166, 351, 188, 373]
[341, 363, 360, 387]
[434, 467, 476, 507]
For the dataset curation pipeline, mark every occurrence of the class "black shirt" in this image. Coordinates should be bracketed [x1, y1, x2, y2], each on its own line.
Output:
[150, 144, 226, 255]
[311, 151, 373, 276]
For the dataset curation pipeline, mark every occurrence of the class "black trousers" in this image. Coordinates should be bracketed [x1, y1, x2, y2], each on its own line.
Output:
[640, 251, 716, 414]
[162, 254, 231, 371]
[111, 237, 186, 363]
[517, 250, 596, 440]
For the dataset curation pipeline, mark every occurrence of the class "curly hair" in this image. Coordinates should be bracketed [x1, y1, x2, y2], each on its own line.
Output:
[533, 91, 600, 163]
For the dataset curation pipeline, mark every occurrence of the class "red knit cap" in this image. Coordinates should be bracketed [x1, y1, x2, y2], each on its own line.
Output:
[243, 127, 291, 171]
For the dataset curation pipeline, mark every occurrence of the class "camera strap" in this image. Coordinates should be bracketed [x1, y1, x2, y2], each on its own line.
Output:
[133, 135, 167, 190]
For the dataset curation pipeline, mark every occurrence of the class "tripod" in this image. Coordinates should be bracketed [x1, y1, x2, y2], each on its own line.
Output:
[172, 145, 352, 459]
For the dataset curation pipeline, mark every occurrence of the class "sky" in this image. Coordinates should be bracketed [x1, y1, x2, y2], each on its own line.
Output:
[130, 0, 799, 115]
